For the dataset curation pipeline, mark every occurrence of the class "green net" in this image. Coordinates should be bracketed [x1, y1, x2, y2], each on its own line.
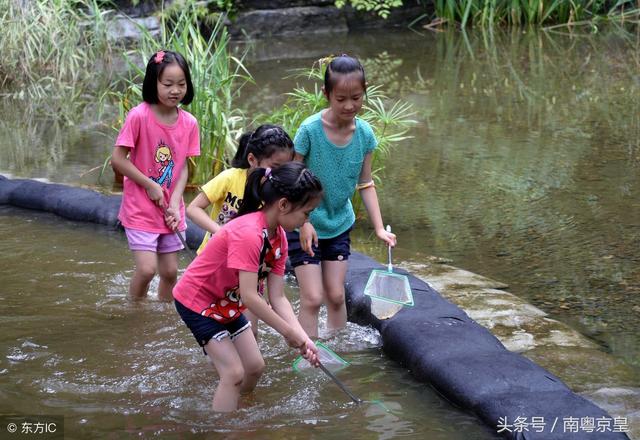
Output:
[364, 269, 414, 319]
[293, 341, 349, 373]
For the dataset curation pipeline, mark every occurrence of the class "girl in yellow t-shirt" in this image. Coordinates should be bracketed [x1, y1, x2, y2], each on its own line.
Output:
[187, 125, 294, 253]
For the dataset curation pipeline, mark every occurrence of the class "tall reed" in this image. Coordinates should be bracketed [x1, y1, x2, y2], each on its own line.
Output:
[108, 1, 251, 186]
[0, 0, 113, 122]
[432, 0, 640, 27]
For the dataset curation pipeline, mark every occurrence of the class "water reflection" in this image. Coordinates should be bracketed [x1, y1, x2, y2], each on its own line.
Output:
[242, 26, 640, 374]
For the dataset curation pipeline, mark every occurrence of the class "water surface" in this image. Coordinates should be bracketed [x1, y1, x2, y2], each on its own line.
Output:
[0, 206, 497, 439]
[1, 25, 639, 437]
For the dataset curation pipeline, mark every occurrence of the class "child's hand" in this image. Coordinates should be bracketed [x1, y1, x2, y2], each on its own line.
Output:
[164, 204, 181, 232]
[376, 227, 397, 247]
[299, 222, 317, 257]
[146, 182, 165, 208]
[301, 338, 319, 367]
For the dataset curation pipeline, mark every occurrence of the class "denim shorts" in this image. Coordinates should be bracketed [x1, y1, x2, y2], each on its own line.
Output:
[175, 299, 250, 352]
[125, 227, 184, 253]
[287, 225, 352, 267]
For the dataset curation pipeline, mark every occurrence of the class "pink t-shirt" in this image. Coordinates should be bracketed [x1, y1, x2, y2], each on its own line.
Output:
[115, 102, 200, 233]
[173, 211, 288, 323]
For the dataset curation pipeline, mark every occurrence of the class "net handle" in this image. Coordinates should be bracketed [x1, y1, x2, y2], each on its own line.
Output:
[318, 361, 362, 404]
[386, 225, 393, 273]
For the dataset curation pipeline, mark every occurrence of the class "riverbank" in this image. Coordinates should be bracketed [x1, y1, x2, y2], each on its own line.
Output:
[399, 258, 639, 439]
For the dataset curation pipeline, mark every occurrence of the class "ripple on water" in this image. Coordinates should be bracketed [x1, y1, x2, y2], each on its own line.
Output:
[6, 340, 51, 363]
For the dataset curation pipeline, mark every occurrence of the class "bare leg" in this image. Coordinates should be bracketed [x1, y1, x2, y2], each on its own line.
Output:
[244, 310, 259, 340]
[204, 338, 244, 412]
[294, 263, 324, 339]
[157, 251, 178, 302]
[129, 251, 157, 300]
[232, 329, 265, 393]
[321, 260, 348, 332]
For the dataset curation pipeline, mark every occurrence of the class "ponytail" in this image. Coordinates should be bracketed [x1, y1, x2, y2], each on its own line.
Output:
[237, 162, 323, 217]
[231, 132, 253, 168]
[231, 124, 293, 169]
[239, 167, 268, 215]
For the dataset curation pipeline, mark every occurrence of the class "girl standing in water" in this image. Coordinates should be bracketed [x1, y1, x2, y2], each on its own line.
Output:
[174, 162, 322, 411]
[112, 50, 200, 301]
[289, 55, 396, 338]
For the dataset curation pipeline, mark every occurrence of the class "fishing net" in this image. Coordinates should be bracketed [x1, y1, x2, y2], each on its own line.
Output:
[364, 268, 414, 319]
[293, 341, 349, 373]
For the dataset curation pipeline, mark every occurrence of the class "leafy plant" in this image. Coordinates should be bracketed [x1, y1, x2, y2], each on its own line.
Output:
[335, 0, 404, 18]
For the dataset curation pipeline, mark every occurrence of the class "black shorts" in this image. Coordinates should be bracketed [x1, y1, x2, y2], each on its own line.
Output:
[287, 225, 352, 267]
[175, 299, 250, 352]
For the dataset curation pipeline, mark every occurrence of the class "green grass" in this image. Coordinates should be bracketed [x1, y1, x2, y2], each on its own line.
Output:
[431, 0, 640, 27]
[0, 0, 114, 122]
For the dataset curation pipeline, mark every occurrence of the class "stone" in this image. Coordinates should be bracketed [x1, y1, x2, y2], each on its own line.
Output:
[227, 6, 348, 38]
[106, 14, 160, 44]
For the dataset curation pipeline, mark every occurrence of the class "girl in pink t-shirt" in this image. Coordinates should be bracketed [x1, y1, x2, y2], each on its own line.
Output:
[111, 50, 200, 301]
[174, 162, 323, 412]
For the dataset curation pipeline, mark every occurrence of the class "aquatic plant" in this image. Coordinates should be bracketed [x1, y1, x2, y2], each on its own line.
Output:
[106, 0, 251, 186]
[428, 0, 640, 28]
[0, 0, 114, 122]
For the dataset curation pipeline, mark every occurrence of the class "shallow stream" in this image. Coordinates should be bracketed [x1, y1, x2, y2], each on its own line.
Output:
[1, 25, 638, 438]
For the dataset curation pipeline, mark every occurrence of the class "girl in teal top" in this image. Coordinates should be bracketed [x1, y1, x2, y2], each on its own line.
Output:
[289, 55, 397, 338]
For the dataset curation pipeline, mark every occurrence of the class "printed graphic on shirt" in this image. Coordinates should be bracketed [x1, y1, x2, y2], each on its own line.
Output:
[201, 287, 242, 323]
[259, 234, 281, 281]
[217, 191, 243, 224]
[200, 229, 282, 323]
[150, 141, 175, 189]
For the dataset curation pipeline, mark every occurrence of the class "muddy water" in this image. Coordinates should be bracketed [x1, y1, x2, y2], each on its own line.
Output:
[0, 206, 498, 438]
[1, 24, 639, 438]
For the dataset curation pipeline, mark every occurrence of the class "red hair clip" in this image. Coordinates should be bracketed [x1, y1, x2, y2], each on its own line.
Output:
[154, 50, 165, 64]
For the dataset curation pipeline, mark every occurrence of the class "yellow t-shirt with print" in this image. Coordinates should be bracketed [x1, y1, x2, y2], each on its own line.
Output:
[197, 167, 248, 254]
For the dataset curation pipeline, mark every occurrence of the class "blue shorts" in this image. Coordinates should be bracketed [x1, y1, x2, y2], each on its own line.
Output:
[175, 300, 250, 353]
[287, 226, 352, 267]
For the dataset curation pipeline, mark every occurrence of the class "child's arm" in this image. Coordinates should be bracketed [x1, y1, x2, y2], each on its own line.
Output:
[164, 162, 189, 231]
[186, 193, 222, 235]
[112, 146, 164, 207]
[265, 273, 318, 361]
[239, 271, 318, 362]
[358, 153, 396, 247]
[298, 221, 318, 256]
[293, 153, 319, 255]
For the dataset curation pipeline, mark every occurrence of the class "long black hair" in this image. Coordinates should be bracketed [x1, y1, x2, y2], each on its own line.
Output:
[142, 50, 194, 105]
[238, 162, 323, 217]
[231, 124, 293, 168]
